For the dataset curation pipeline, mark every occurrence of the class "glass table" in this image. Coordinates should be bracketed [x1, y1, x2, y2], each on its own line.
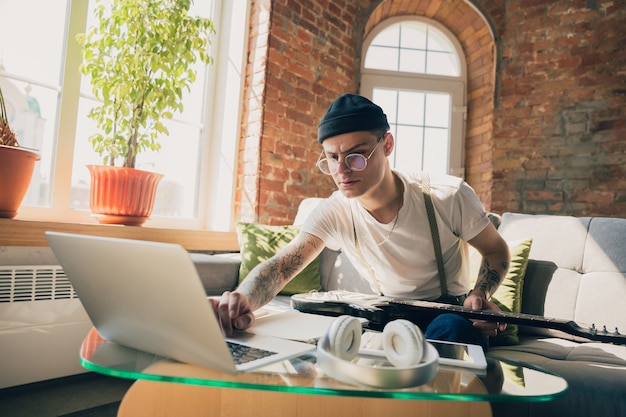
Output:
[80, 328, 567, 417]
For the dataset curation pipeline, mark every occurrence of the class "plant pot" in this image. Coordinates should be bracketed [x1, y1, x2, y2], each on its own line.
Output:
[0, 145, 40, 219]
[88, 165, 163, 226]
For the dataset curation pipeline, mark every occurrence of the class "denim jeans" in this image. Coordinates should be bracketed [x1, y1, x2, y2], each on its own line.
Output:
[424, 313, 489, 351]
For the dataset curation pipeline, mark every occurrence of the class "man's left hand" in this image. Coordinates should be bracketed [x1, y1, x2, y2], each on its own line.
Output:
[464, 292, 507, 338]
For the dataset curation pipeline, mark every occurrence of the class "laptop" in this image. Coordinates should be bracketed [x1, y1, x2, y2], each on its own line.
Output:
[45, 231, 316, 374]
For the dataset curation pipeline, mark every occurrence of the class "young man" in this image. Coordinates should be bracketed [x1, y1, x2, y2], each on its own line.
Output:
[212, 94, 510, 348]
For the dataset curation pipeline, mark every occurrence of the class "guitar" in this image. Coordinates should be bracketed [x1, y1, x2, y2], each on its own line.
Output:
[290, 290, 626, 345]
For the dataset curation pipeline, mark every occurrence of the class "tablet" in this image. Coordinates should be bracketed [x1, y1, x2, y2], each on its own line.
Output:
[427, 339, 487, 370]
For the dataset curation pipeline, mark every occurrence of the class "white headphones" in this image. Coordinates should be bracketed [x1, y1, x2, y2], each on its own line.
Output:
[316, 315, 439, 388]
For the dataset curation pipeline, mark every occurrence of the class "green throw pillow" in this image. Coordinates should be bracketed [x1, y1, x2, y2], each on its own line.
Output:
[236, 222, 322, 295]
[469, 238, 533, 346]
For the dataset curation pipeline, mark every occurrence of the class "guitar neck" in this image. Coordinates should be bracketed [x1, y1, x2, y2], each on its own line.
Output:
[290, 292, 625, 345]
[390, 299, 624, 345]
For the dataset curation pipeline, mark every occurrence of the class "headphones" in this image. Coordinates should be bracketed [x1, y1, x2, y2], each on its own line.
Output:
[316, 315, 439, 388]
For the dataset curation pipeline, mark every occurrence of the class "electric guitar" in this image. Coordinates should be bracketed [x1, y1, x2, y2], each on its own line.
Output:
[290, 290, 626, 345]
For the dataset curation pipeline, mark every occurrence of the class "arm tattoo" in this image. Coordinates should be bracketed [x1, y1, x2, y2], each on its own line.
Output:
[239, 233, 321, 307]
[474, 259, 508, 298]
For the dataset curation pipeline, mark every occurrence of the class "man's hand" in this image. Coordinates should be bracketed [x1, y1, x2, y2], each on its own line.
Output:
[208, 291, 256, 336]
[464, 290, 507, 338]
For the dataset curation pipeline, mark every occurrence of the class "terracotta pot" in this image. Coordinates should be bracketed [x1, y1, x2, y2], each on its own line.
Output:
[88, 165, 163, 226]
[0, 145, 40, 218]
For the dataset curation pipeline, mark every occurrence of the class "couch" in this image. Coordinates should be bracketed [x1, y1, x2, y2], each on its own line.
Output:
[193, 201, 626, 417]
[489, 213, 626, 417]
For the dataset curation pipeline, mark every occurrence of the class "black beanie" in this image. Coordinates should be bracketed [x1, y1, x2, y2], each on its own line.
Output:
[317, 94, 390, 143]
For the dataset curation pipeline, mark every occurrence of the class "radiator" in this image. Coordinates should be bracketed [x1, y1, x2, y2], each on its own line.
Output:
[0, 265, 93, 388]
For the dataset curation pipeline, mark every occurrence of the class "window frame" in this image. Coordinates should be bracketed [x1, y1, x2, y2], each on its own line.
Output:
[359, 16, 467, 178]
[7, 0, 249, 232]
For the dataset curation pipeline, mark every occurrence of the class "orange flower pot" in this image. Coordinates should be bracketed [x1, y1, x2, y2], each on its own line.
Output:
[88, 165, 163, 226]
[0, 145, 40, 218]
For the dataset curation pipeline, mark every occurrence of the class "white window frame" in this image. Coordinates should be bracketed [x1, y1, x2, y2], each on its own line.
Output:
[5, 0, 249, 231]
[359, 16, 467, 177]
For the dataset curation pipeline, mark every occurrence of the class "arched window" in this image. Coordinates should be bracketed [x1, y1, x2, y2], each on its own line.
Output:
[360, 17, 467, 177]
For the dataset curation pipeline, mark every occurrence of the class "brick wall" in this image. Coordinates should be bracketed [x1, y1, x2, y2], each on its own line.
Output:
[236, 0, 375, 224]
[235, 0, 626, 224]
[485, 0, 626, 216]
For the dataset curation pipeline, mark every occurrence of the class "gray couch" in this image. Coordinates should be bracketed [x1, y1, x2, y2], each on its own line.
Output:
[489, 213, 626, 417]
[193, 206, 626, 417]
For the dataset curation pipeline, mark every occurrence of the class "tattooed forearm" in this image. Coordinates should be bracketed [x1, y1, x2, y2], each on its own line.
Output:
[238, 257, 284, 307]
[238, 232, 321, 308]
[474, 258, 508, 299]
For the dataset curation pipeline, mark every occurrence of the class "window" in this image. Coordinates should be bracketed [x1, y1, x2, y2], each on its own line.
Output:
[360, 17, 466, 177]
[0, 0, 247, 230]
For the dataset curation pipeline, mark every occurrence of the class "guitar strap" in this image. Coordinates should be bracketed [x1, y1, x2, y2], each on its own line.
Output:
[421, 172, 449, 297]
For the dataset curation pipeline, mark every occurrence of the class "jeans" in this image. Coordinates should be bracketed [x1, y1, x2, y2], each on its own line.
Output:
[424, 313, 489, 351]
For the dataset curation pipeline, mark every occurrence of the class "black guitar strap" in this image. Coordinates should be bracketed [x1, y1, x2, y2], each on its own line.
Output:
[421, 172, 448, 297]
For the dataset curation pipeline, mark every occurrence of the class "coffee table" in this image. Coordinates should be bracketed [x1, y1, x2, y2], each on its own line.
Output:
[79, 328, 567, 417]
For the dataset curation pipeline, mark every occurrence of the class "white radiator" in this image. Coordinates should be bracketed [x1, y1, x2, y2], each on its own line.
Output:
[0, 265, 93, 388]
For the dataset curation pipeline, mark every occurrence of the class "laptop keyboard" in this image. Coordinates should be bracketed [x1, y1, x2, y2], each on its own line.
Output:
[227, 341, 278, 365]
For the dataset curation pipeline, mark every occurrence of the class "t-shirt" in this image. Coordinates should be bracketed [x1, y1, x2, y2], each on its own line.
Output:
[301, 171, 490, 299]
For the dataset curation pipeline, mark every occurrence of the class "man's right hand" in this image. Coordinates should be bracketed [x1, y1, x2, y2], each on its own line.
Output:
[209, 291, 256, 336]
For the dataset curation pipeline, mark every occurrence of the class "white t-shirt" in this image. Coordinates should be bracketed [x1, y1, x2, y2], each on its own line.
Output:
[301, 171, 490, 299]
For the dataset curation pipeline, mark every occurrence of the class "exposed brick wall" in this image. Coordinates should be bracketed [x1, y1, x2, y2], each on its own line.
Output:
[236, 0, 270, 223]
[484, 0, 626, 216]
[237, 0, 376, 224]
[236, 0, 626, 225]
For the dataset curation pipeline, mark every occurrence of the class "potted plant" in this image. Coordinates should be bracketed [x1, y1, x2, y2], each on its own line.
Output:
[0, 84, 40, 219]
[77, 0, 215, 225]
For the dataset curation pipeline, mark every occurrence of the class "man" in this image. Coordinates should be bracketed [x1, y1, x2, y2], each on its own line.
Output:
[213, 94, 510, 348]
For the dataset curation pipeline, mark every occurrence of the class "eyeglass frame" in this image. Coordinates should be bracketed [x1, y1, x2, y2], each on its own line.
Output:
[316, 133, 387, 175]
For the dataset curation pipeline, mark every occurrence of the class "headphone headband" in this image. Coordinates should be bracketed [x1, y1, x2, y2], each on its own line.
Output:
[316, 316, 439, 388]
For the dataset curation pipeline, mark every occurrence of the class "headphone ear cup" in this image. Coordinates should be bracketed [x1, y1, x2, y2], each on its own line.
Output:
[382, 319, 425, 367]
[326, 315, 362, 361]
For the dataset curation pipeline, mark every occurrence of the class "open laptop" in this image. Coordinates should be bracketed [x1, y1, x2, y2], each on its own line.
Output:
[45, 231, 315, 374]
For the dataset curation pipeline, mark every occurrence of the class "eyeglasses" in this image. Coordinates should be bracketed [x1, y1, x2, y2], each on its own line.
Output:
[316, 135, 385, 175]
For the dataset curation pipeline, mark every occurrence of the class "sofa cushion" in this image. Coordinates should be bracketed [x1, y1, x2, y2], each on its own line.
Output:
[577, 217, 626, 334]
[190, 252, 241, 295]
[319, 249, 376, 294]
[235, 222, 322, 295]
[470, 237, 533, 345]
[498, 213, 626, 341]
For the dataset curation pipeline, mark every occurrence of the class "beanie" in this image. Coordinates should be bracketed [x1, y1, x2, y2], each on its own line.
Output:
[317, 94, 390, 143]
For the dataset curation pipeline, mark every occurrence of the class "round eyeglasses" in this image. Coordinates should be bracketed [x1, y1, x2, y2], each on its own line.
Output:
[316, 135, 385, 175]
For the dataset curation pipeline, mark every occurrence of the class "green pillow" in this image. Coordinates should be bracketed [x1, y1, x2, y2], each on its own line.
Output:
[469, 238, 533, 346]
[235, 222, 321, 295]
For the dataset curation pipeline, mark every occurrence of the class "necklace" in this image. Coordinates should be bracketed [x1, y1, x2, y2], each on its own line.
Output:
[350, 191, 402, 296]
[349, 177, 404, 294]
[375, 191, 402, 246]
[351, 185, 403, 247]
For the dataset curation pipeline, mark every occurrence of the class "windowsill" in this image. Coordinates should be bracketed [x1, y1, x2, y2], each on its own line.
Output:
[0, 218, 239, 252]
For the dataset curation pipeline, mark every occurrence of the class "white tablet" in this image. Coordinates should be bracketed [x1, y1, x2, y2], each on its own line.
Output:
[427, 339, 487, 370]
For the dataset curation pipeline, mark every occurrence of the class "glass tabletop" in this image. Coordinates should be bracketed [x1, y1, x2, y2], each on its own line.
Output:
[79, 327, 567, 402]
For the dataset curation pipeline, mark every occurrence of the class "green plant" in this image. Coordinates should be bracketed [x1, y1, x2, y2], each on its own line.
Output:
[77, 0, 215, 168]
[0, 85, 19, 147]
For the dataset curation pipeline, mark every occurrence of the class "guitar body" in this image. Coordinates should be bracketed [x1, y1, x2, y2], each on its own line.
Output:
[289, 291, 444, 331]
[290, 292, 394, 329]
[290, 291, 626, 345]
